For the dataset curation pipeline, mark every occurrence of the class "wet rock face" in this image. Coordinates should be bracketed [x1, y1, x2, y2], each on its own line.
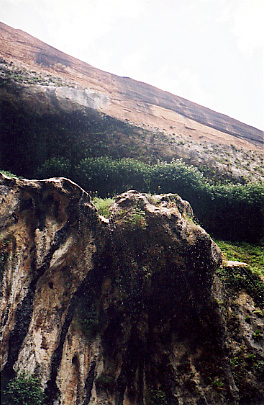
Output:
[106, 191, 221, 347]
[0, 174, 101, 403]
[1, 176, 262, 404]
[96, 191, 229, 405]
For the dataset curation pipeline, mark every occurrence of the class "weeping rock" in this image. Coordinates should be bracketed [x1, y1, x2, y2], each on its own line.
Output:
[0, 174, 263, 404]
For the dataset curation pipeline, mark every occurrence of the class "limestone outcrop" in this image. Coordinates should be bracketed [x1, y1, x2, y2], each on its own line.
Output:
[0, 174, 263, 404]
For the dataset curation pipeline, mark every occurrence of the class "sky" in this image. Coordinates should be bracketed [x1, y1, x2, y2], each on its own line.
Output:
[1, 0, 264, 130]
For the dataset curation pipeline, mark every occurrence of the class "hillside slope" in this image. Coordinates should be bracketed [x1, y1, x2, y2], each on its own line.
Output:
[1, 22, 263, 188]
[0, 21, 262, 148]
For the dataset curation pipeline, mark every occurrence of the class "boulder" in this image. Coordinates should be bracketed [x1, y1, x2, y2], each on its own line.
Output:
[1, 175, 263, 404]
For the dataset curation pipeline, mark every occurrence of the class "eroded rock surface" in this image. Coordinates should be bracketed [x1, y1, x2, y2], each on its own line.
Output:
[0, 175, 263, 404]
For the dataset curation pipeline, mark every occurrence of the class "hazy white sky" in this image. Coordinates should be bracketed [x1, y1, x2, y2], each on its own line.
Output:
[1, 0, 264, 129]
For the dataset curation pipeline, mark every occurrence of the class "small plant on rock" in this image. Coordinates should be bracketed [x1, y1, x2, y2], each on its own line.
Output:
[3, 372, 46, 405]
[146, 387, 168, 404]
[93, 197, 114, 218]
[78, 305, 100, 338]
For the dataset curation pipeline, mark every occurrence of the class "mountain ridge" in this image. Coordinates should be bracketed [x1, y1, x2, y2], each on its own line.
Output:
[0, 21, 262, 148]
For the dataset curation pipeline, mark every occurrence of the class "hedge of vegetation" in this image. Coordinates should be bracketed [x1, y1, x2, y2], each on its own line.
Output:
[35, 157, 264, 242]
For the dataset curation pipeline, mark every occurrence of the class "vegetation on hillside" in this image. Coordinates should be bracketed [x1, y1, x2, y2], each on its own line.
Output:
[1, 60, 263, 185]
[93, 197, 115, 218]
[2, 156, 264, 242]
[0, 61, 263, 242]
[0, 57, 68, 87]
[35, 157, 264, 242]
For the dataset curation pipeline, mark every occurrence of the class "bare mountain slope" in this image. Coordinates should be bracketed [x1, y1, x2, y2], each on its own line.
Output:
[0, 21, 262, 149]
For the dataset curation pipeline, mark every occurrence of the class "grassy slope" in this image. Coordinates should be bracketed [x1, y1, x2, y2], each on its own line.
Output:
[215, 240, 264, 309]
[216, 240, 264, 277]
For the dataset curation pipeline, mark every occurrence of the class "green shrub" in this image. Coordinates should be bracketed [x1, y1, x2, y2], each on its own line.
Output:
[255, 360, 264, 377]
[77, 305, 99, 338]
[3, 372, 46, 405]
[36, 157, 71, 179]
[253, 330, 262, 341]
[191, 182, 264, 242]
[76, 157, 148, 196]
[121, 206, 146, 231]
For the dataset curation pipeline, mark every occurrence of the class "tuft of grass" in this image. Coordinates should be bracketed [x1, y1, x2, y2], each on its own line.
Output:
[92, 197, 114, 218]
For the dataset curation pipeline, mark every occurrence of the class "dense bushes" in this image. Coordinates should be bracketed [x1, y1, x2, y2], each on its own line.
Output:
[194, 182, 264, 241]
[36, 156, 264, 242]
[36, 157, 72, 179]
[37, 156, 206, 197]
[76, 157, 148, 195]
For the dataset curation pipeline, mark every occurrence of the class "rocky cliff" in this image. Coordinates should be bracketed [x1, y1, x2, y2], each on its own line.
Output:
[1, 173, 263, 404]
